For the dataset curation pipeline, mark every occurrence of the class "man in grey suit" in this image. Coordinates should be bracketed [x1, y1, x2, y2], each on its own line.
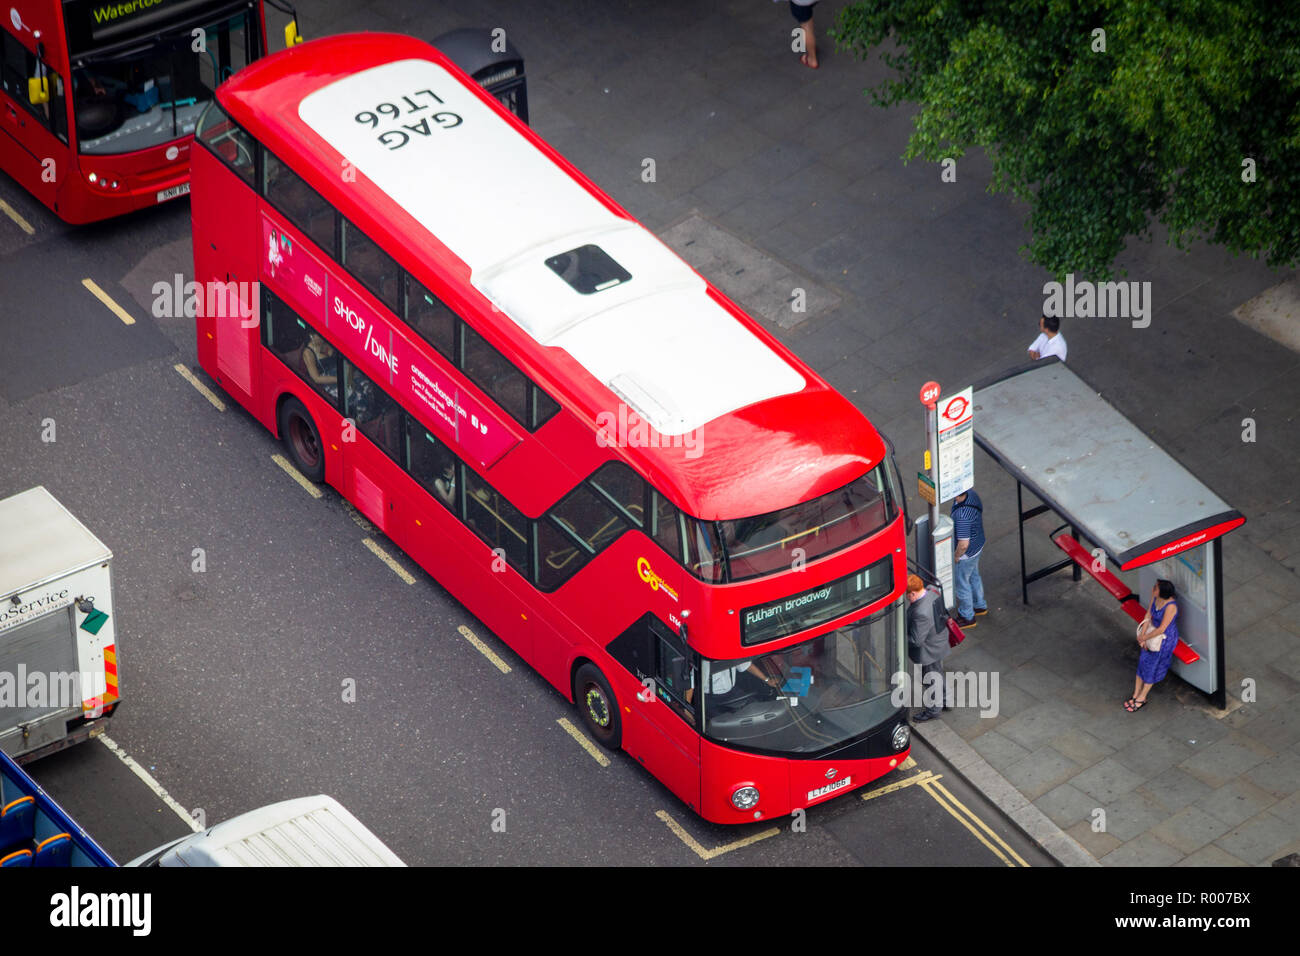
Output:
[907, 574, 952, 722]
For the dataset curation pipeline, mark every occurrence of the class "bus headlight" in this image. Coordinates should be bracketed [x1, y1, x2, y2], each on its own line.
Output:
[892, 723, 910, 751]
[730, 786, 760, 810]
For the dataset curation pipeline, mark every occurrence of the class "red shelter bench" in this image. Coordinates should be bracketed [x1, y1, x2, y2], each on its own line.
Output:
[1051, 531, 1200, 664]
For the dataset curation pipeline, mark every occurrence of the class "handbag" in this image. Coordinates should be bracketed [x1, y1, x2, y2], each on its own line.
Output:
[930, 590, 965, 647]
[1137, 622, 1164, 653]
[947, 617, 966, 648]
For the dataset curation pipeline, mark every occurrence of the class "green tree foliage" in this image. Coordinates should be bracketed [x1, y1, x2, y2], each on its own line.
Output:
[833, 1, 1300, 279]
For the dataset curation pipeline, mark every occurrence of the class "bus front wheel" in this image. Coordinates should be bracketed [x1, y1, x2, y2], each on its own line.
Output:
[278, 396, 326, 483]
[574, 663, 621, 750]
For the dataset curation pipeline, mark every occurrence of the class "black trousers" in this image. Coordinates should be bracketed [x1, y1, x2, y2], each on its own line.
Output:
[919, 659, 947, 715]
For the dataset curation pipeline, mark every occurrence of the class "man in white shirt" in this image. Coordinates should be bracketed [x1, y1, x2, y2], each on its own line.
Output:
[1028, 315, 1068, 362]
[686, 658, 781, 704]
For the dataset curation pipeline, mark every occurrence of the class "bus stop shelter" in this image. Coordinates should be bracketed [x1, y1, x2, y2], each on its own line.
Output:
[971, 360, 1245, 708]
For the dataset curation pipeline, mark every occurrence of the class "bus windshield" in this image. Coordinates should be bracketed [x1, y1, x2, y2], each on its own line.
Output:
[70, 8, 256, 155]
[701, 601, 903, 755]
[716, 464, 896, 581]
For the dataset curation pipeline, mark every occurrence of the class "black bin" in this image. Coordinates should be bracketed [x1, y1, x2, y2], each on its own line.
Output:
[432, 28, 528, 126]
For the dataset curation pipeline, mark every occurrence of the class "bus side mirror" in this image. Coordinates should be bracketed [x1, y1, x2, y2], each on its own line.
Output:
[28, 76, 49, 105]
[284, 20, 303, 47]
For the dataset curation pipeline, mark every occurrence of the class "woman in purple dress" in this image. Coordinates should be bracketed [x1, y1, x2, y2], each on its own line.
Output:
[1125, 580, 1179, 712]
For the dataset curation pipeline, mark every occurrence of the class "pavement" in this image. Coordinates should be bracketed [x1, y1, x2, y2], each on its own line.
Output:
[420, 0, 1300, 865]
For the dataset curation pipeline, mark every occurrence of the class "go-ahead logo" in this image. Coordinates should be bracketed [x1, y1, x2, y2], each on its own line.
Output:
[637, 557, 678, 602]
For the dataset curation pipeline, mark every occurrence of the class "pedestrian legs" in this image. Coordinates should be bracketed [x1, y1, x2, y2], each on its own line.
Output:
[955, 556, 975, 619]
[966, 552, 985, 612]
[919, 659, 946, 717]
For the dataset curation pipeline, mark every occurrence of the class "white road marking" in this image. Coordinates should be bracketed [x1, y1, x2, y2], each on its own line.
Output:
[97, 734, 203, 833]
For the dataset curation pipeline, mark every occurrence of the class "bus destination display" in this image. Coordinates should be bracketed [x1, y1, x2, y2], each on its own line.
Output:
[740, 556, 892, 646]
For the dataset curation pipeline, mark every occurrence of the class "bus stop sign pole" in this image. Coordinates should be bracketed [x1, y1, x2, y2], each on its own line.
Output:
[918, 382, 954, 608]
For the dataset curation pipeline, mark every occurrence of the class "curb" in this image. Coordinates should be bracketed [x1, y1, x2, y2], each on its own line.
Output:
[912, 719, 1101, 867]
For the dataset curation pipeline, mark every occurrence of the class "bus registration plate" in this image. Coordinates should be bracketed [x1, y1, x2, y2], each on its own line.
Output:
[807, 776, 851, 801]
[157, 183, 190, 203]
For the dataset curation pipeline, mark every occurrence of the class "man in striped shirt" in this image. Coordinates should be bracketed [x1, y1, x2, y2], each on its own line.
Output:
[951, 488, 988, 627]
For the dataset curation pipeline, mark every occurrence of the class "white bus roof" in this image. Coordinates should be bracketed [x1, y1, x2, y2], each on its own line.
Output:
[297, 58, 805, 436]
[0, 487, 112, 599]
[147, 795, 406, 867]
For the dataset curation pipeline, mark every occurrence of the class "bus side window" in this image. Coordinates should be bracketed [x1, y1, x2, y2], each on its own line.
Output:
[263, 150, 336, 257]
[650, 490, 683, 564]
[196, 16, 254, 96]
[607, 614, 657, 688]
[463, 468, 530, 576]
[551, 485, 628, 557]
[341, 218, 400, 313]
[655, 629, 696, 724]
[263, 290, 339, 408]
[343, 363, 402, 462]
[531, 385, 559, 430]
[403, 275, 457, 360]
[535, 515, 590, 591]
[460, 322, 529, 426]
[37, 69, 67, 143]
[197, 102, 256, 186]
[685, 518, 725, 583]
[0, 32, 22, 101]
[535, 483, 625, 591]
[606, 614, 695, 725]
[404, 417, 459, 512]
[1, 35, 66, 143]
[589, 462, 646, 528]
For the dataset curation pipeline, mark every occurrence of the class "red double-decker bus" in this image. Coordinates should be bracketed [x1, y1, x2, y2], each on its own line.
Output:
[0, 0, 284, 223]
[190, 32, 912, 824]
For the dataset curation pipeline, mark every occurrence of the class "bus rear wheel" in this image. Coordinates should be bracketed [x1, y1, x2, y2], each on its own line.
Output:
[278, 396, 326, 483]
[574, 663, 621, 750]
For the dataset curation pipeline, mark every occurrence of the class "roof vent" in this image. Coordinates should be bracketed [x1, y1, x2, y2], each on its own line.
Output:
[545, 244, 631, 294]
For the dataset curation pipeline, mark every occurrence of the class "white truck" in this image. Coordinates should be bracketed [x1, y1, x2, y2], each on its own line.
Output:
[0, 487, 120, 762]
[2, 746, 405, 867]
[125, 796, 407, 866]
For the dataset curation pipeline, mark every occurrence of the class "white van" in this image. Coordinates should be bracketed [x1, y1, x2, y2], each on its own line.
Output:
[126, 796, 406, 867]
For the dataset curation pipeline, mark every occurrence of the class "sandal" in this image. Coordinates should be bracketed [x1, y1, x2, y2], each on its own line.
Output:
[1123, 697, 1136, 711]
[1124, 698, 1147, 713]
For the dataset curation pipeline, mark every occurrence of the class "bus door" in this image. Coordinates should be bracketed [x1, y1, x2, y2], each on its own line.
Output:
[0, 34, 69, 211]
[191, 111, 261, 401]
[610, 613, 701, 812]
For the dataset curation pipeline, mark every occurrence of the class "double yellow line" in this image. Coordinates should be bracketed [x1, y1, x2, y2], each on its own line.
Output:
[918, 774, 1030, 867]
